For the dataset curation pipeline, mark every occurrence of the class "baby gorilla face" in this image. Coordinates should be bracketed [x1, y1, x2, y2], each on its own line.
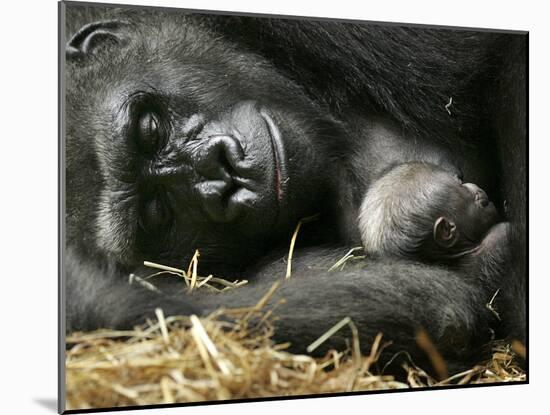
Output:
[450, 181, 499, 243]
[359, 162, 501, 262]
[461, 183, 498, 240]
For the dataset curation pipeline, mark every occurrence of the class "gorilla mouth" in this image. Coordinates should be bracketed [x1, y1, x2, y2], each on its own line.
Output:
[260, 110, 287, 203]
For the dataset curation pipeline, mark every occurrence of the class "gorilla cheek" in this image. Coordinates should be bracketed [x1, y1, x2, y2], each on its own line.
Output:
[264, 110, 335, 223]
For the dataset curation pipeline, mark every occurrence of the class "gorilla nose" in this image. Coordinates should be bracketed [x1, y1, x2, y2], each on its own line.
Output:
[193, 135, 251, 222]
[195, 135, 245, 180]
[194, 180, 236, 222]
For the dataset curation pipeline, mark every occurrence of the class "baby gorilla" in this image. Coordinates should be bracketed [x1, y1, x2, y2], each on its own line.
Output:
[359, 162, 507, 266]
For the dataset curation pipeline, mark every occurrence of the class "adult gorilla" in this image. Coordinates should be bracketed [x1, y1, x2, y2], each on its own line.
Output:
[63, 4, 527, 374]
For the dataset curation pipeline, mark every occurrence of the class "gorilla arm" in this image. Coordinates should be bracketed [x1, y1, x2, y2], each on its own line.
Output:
[461, 222, 521, 342]
[64, 247, 199, 332]
[199, 249, 498, 373]
[66, 245, 498, 374]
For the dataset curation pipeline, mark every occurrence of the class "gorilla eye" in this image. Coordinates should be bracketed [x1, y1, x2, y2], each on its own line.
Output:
[136, 112, 164, 154]
[138, 191, 172, 233]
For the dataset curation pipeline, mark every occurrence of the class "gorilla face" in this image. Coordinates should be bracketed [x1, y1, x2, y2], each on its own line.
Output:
[66, 16, 342, 270]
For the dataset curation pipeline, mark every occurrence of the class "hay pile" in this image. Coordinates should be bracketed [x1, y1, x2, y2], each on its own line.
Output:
[65, 288, 525, 411]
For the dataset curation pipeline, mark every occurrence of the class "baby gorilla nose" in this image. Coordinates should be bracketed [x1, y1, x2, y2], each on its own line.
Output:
[463, 183, 490, 207]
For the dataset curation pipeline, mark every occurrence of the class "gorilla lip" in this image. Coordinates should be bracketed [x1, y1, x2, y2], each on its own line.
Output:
[260, 110, 287, 203]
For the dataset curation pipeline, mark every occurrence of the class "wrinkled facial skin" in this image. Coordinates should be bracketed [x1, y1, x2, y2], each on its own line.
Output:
[65, 16, 342, 272]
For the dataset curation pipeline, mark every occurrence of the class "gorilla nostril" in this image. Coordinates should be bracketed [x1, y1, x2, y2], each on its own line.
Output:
[218, 145, 238, 179]
[194, 180, 238, 223]
[193, 134, 256, 223]
[195, 135, 244, 182]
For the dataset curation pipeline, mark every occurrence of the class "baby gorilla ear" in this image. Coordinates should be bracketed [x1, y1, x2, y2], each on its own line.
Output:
[66, 20, 131, 60]
[433, 217, 458, 248]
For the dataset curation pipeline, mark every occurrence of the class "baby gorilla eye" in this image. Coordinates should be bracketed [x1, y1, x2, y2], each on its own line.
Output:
[136, 112, 163, 154]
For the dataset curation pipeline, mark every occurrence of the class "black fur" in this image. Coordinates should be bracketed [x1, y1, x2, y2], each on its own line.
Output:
[63, 3, 527, 376]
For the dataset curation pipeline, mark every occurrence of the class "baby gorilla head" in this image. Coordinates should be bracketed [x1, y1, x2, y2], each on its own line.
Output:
[359, 162, 500, 263]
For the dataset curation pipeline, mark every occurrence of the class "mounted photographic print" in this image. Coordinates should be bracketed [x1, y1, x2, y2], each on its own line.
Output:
[58, 1, 528, 412]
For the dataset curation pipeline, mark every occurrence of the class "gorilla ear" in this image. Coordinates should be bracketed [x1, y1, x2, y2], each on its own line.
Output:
[433, 217, 458, 248]
[66, 20, 131, 60]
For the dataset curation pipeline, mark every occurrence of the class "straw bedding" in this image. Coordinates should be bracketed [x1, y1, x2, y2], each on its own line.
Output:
[65, 282, 525, 410]
[65, 230, 525, 410]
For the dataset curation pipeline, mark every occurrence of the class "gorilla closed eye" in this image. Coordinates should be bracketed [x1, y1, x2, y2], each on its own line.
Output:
[138, 190, 173, 234]
[127, 94, 170, 155]
[137, 112, 163, 155]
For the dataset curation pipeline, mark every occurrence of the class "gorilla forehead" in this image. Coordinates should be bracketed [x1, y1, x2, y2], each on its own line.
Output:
[68, 15, 310, 112]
